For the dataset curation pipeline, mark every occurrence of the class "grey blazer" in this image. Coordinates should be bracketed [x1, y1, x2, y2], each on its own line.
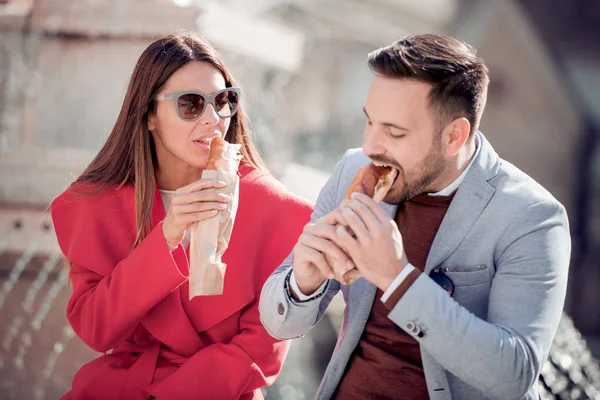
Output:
[259, 133, 571, 400]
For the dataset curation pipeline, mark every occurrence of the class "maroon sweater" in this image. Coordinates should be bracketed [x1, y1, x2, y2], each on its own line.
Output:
[333, 192, 455, 399]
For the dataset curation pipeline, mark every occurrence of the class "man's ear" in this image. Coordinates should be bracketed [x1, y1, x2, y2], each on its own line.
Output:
[442, 117, 470, 156]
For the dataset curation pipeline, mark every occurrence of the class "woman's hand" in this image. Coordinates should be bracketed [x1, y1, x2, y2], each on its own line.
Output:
[161, 179, 230, 246]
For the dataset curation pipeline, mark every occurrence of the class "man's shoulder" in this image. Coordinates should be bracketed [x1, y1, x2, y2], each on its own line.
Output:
[491, 158, 564, 212]
[334, 148, 370, 181]
[325, 149, 370, 197]
[340, 148, 371, 168]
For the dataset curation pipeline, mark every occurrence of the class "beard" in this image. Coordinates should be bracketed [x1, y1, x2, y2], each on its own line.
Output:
[371, 136, 446, 204]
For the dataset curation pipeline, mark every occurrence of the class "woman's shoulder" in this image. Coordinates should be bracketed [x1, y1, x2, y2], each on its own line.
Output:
[50, 181, 134, 225]
[52, 182, 132, 208]
[50, 182, 135, 261]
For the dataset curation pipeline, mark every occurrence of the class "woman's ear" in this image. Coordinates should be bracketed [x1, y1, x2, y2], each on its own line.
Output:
[148, 112, 156, 131]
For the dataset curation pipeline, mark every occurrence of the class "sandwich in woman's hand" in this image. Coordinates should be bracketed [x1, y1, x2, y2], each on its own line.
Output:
[189, 136, 242, 298]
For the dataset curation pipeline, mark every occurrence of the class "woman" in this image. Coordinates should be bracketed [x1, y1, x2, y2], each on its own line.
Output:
[51, 32, 312, 400]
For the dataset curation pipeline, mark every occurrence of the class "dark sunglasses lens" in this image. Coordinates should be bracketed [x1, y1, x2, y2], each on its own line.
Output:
[177, 93, 205, 120]
[429, 271, 454, 297]
[214, 90, 239, 118]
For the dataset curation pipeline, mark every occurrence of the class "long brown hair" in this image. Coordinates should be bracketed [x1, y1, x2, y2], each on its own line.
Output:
[74, 32, 266, 248]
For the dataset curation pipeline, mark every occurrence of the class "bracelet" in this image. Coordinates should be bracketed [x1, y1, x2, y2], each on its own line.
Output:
[284, 269, 327, 304]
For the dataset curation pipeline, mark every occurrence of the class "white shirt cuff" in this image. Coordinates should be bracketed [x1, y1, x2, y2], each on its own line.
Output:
[380, 264, 416, 303]
[289, 271, 328, 301]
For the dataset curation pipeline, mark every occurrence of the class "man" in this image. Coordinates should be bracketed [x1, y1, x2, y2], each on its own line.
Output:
[259, 34, 570, 400]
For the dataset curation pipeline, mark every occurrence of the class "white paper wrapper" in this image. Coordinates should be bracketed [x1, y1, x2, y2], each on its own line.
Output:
[188, 144, 241, 298]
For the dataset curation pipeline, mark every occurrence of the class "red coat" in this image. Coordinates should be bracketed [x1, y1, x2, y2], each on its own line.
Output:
[51, 164, 312, 400]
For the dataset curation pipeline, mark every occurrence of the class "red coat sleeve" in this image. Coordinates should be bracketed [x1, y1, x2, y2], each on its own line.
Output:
[51, 187, 189, 353]
[149, 175, 313, 400]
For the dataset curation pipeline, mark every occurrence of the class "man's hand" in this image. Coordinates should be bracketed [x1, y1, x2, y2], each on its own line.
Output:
[291, 212, 355, 296]
[333, 192, 409, 291]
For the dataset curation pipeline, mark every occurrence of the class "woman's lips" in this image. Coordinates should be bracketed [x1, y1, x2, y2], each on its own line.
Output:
[193, 139, 211, 151]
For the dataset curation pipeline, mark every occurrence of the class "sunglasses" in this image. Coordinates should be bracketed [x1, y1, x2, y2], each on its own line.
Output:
[429, 268, 454, 297]
[155, 88, 240, 121]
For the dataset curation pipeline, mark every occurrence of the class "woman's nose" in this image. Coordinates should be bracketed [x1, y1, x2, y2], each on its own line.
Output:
[199, 103, 220, 126]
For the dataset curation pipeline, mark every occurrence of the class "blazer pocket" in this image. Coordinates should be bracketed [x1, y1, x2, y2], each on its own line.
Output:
[435, 264, 490, 287]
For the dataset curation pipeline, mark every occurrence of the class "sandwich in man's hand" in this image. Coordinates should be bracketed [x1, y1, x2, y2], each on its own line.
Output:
[330, 163, 398, 285]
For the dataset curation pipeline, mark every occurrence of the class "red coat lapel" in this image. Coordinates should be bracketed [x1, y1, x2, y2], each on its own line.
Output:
[177, 166, 260, 333]
[140, 168, 260, 350]
[139, 185, 205, 355]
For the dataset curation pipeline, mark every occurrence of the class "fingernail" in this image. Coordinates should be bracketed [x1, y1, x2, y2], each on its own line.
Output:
[211, 210, 219, 215]
[218, 203, 227, 209]
[350, 192, 358, 199]
[217, 181, 227, 186]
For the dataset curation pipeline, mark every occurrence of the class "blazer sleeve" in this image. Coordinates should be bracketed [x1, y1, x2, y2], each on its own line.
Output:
[258, 153, 355, 340]
[51, 188, 189, 353]
[386, 200, 571, 400]
[149, 176, 313, 400]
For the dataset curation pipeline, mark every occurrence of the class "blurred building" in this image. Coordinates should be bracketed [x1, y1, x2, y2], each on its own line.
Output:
[0, 0, 599, 399]
[519, 0, 600, 343]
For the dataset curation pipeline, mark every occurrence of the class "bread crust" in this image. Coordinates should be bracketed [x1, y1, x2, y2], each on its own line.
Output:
[337, 163, 398, 284]
[344, 164, 398, 203]
[206, 136, 227, 170]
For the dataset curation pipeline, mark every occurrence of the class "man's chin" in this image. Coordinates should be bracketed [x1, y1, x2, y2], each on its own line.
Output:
[383, 186, 407, 205]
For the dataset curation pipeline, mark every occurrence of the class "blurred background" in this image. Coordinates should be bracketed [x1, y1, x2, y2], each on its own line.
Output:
[1, 0, 599, 399]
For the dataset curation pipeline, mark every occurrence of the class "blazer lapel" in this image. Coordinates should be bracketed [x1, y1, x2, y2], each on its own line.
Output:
[347, 200, 398, 324]
[424, 134, 498, 274]
[379, 201, 397, 221]
[141, 185, 206, 355]
[346, 278, 376, 334]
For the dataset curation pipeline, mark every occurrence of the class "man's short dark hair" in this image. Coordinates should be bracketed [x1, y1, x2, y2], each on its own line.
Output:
[368, 34, 489, 137]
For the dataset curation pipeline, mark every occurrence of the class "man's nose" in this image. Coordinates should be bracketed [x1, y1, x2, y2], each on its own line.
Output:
[363, 126, 386, 156]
